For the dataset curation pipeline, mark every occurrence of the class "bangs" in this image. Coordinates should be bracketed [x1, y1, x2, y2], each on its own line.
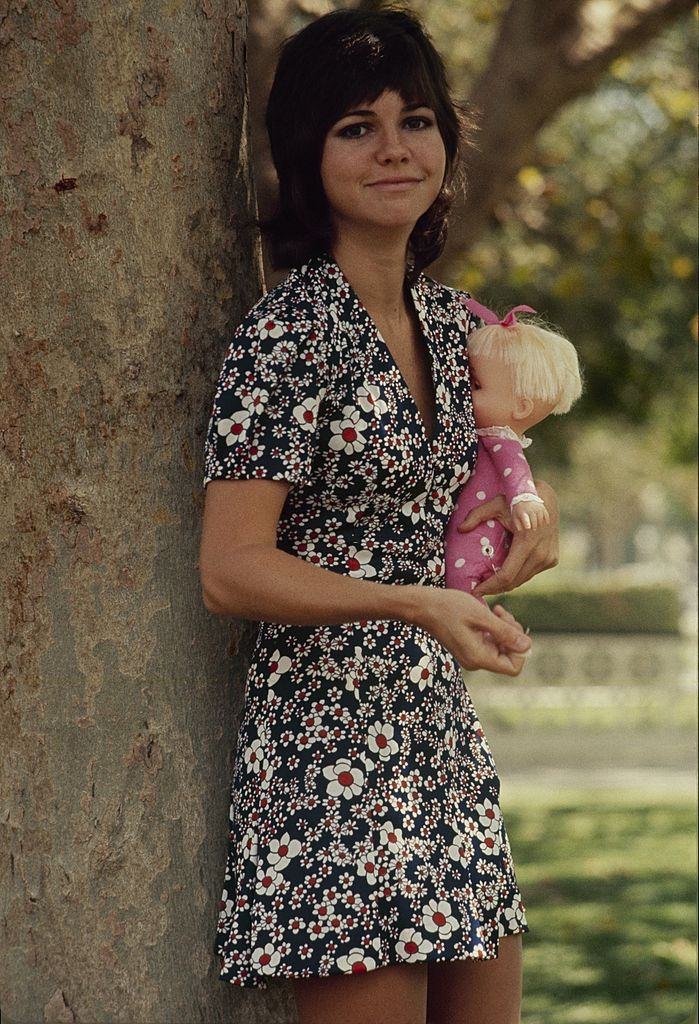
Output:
[322, 27, 442, 129]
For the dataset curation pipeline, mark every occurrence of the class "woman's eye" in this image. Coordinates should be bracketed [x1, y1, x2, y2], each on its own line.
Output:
[338, 116, 433, 139]
[338, 123, 368, 139]
[405, 116, 433, 130]
[471, 379, 481, 390]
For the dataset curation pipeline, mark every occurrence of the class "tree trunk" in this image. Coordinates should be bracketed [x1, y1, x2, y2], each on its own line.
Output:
[0, 2, 289, 1021]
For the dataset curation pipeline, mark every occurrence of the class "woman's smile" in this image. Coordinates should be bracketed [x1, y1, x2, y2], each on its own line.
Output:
[366, 178, 424, 191]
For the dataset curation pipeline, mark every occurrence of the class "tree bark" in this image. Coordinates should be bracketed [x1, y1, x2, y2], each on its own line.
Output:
[247, 0, 298, 290]
[0, 2, 288, 1021]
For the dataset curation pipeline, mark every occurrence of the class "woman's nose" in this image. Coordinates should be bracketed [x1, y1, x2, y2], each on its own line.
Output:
[374, 128, 411, 161]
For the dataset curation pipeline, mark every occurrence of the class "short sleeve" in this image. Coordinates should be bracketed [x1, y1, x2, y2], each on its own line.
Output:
[203, 295, 332, 490]
[452, 288, 483, 338]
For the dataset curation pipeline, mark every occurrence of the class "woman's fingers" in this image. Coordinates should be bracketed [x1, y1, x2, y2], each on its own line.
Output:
[468, 481, 560, 595]
[458, 494, 510, 533]
[511, 533, 559, 582]
[473, 540, 531, 597]
[479, 607, 531, 654]
[468, 629, 529, 675]
[473, 519, 559, 597]
[491, 604, 524, 631]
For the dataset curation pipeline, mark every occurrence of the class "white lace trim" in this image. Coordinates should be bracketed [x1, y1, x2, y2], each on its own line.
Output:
[510, 492, 545, 508]
[476, 425, 532, 448]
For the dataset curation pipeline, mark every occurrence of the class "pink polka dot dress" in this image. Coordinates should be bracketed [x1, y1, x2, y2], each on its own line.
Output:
[444, 429, 543, 597]
[203, 250, 529, 989]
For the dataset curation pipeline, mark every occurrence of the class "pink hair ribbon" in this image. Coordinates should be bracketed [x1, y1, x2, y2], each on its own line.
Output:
[461, 296, 537, 327]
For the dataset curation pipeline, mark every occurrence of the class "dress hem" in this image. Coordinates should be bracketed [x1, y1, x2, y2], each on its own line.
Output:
[216, 922, 530, 989]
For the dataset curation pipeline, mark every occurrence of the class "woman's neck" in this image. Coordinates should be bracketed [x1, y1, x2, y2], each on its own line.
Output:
[330, 235, 412, 326]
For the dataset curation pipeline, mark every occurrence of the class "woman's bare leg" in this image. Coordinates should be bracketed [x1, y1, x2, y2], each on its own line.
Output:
[292, 960, 428, 1024]
[426, 933, 523, 1024]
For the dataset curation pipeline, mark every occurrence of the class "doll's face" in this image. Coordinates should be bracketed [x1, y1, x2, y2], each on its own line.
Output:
[468, 350, 519, 428]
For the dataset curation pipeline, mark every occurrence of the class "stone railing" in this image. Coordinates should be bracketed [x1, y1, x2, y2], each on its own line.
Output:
[468, 632, 697, 687]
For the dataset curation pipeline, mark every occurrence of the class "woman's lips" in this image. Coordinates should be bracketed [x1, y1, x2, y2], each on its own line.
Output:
[367, 179, 422, 191]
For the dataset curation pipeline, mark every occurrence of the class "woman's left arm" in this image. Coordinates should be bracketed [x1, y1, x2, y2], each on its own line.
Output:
[457, 479, 560, 598]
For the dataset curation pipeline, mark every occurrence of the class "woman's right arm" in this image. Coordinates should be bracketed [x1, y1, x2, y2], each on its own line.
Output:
[198, 478, 533, 677]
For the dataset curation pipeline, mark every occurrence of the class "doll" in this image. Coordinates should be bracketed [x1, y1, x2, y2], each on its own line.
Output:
[444, 298, 583, 603]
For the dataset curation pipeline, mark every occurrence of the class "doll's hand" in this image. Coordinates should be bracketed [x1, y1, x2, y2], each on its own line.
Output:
[457, 479, 559, 597]
[511, 500, 550, 532]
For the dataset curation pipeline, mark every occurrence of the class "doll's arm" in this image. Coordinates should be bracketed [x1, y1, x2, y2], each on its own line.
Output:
[510, 495, 550, 530]
[479, 435, 547, 529]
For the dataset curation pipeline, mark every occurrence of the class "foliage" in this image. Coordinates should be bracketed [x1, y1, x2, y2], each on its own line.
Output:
[488, 577, 682, 634]
[421, 9, 697, 467]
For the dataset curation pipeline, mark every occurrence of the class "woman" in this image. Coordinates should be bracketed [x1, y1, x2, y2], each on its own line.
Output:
[199, 8, 559, 1023]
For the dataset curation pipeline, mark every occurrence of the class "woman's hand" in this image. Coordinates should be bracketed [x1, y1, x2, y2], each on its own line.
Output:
[416, 588, 532, 676]
[457, 479, 560, 598]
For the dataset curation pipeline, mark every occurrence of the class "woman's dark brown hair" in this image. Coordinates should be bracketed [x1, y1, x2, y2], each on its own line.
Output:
[258, 5, 480, 282]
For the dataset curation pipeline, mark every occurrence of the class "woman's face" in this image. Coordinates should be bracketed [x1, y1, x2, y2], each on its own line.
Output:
[320, 88, 447, 240]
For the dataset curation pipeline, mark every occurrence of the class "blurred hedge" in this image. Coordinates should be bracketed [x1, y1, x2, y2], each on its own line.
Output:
[487, 578, 682, 634]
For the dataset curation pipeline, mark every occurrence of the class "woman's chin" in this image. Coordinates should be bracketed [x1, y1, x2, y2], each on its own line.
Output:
[354, 208, 432, 231]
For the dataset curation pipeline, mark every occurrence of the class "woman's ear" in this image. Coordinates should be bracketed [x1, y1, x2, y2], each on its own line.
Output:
[512, 395, 534, 421]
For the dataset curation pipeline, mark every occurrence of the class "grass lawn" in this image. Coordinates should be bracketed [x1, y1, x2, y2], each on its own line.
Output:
[500, 786, 698, 1024]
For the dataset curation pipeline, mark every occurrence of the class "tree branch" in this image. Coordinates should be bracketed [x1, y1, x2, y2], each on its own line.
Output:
[434, 0, 695, 280]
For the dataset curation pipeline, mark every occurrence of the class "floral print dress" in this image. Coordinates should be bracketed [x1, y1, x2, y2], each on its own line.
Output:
[203, 249, 529, 989]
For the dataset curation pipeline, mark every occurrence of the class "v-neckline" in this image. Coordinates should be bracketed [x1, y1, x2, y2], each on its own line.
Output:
[322, 253, 441, 449]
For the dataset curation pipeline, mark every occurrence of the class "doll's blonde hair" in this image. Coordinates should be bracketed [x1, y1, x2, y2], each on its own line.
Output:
[468, 315, 583, 414]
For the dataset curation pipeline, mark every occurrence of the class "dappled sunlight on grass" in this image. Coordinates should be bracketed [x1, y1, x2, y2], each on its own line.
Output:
[501, 790, 697, 1023]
